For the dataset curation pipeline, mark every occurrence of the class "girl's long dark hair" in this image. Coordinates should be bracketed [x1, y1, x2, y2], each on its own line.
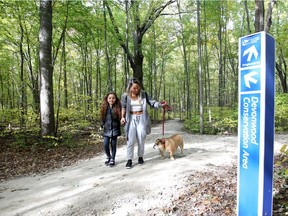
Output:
[100, 92, 122, 121]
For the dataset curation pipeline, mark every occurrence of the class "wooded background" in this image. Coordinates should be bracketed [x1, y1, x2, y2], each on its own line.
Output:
[0, 0, 287, 136]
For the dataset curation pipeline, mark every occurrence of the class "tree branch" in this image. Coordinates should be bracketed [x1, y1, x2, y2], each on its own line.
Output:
[140, 0, 176, 36]
[105, 1, 135, 67]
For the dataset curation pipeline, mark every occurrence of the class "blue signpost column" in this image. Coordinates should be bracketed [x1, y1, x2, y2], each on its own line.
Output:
[237, 32, 275, 216]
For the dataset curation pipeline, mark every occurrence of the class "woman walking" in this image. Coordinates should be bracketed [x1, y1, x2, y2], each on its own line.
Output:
[121, 78, 167, 169]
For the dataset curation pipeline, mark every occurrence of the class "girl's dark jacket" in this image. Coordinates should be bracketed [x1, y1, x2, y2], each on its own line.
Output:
[101, 106, 121, 137]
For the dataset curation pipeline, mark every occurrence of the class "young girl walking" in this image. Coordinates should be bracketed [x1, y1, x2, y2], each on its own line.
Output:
[100, 92, 122, 167]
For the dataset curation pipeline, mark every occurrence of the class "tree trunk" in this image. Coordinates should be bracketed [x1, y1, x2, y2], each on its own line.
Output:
[24, 23, 40, 114]
[124, 0, 130, 81]
[177, 0, 191, 119]
[103, 1, 112, 92]
[254, 0, 264, 32]
[276, 50, 288, 93]
[19, 16, 26, 129]
[95, 35, 101, 109]
[218, 7, 224, 107]
[197, 0, 203, 134]
[105, 0, 175, 86]
[264, 0, 276, 33]
[276, 63, 287, 93]
[63, 3, 69, 109]
[244, 0, 251, 34]
[152, 25, 158, 121]
[63, 32, 68, 109]
[0, 69, 3, 110]
[203, 1, 212, 123]
[39, 0, 55, 136]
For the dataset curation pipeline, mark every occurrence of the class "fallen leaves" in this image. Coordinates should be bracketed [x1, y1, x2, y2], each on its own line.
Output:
[160, 166, 237, 216]
[158, 159, 287, 216]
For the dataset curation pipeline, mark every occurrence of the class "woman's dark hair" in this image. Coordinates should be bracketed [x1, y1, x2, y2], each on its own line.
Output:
[100, 92, 122, 122]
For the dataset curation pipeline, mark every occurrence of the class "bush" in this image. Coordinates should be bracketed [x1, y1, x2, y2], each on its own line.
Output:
[184, 93, 288, 135]
[275, 94, 288, 132]
[184, 107, 238, 135]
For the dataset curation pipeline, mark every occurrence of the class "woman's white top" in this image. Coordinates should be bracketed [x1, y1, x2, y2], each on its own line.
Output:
[130, 97, 143, 112]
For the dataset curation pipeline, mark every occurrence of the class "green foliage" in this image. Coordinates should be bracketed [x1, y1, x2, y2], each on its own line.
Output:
[1, 128, 40, 149]
[0, 109, 20, 124]
[280, 144, 288, 155]
[184, 107, 238, 135]
[184, 94, 288, 134]
[0, 107, 101, 149]
[280, 144, 288, 175]
[183, 114, 202, 134]
[275, 94, 288, 132]
[0, 109, 39, 130]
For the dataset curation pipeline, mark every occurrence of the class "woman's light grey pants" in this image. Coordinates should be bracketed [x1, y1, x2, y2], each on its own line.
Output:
[127, 114, 146, 160]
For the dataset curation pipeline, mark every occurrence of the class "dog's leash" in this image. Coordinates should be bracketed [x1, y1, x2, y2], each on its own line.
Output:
[160, 102, 172, 136]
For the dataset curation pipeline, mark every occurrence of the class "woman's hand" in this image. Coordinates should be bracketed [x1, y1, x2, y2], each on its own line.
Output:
[121, 117, 126, 125]
[160, 101, 172, 111]
[160, 101, 167, 106]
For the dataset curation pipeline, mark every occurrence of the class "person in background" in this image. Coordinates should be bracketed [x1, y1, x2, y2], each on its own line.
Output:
[121, 77, 167, 169]
[100, 92, 122, 167]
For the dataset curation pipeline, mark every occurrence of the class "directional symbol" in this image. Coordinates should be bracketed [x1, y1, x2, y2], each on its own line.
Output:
[243, 45, 258, 62]
[244, 71, 258, 88]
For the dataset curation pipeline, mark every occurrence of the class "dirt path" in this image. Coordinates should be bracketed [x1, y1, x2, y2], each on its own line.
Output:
[0, 119, 286, 216]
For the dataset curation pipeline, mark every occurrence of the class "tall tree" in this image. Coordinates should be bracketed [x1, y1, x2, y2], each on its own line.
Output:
[105, 0, 175, 85]
[203, 0, 212, 123]
[217, 2, 225, 107]
[264, 0, 276, 32]
[255, 0, 275, 33]
[18, 12, 26, 128]
[254, 0, 264, 32]
[244, 0, 252, 34]
[39, 0, 55, 136]
[276, 50, 287, 93]
[103, 1, 112, 91]
[176, 0, 191, 119]
[197, 0, 203, 134]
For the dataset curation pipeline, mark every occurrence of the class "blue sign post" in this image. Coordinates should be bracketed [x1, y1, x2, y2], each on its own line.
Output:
[237, 32, 275, 216]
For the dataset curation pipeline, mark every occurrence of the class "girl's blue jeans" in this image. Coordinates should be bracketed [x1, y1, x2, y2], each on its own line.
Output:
[103, 136, 117, 160]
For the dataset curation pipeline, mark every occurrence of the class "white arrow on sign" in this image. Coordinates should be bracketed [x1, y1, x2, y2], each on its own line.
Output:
[244, 71, 258, 88]
[243, 45, 258, 62]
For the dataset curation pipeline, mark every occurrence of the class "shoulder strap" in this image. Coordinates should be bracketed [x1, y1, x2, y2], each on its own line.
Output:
[144, 91, 151, 107]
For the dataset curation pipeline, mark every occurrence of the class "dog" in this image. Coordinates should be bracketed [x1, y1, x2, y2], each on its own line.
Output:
[153, 134, 184, 160]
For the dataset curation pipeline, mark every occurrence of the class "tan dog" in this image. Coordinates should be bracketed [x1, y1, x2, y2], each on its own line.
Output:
[153, 134, 184, 160]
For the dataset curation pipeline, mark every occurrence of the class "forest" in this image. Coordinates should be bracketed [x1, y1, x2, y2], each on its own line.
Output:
[0, 0, 288, 153]
[0, 0, 288, 214]
[0, 0, 288, 136]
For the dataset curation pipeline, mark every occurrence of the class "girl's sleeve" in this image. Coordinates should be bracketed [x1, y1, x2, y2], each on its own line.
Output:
[101, 120, 105, 128]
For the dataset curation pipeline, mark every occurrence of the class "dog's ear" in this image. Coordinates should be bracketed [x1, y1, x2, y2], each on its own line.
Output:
[155, 139, 164, 145]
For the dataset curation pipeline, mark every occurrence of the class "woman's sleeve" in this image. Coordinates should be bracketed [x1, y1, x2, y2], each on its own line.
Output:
[145, 92, 162, 108]
[121, 93, 127, 109]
